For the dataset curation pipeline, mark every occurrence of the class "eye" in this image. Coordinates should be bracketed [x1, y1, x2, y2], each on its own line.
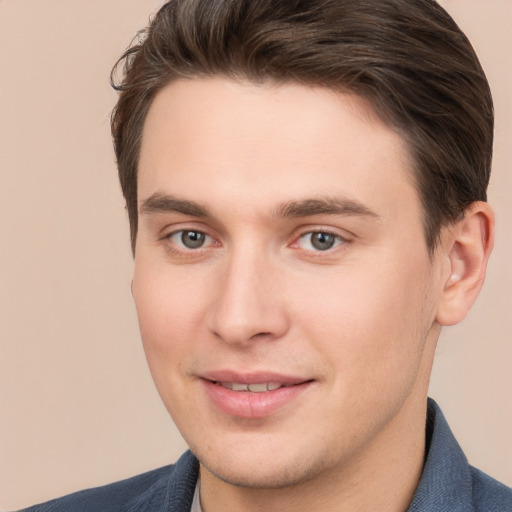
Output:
[168, 230, 212, 250]
[297, 231, 344, 251]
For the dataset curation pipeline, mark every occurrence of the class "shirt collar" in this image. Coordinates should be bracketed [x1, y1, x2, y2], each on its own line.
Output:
[407, 398, 474, 511]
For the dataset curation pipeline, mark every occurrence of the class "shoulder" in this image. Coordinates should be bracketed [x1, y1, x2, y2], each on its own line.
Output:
[18, 465, 174, 512]
[18, 451, 199, 512]
[408, 399, 512, 511]
[470, 466, 512, 512]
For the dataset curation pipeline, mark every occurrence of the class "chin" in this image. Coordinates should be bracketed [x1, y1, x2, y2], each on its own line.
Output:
[203, 461, 312, 490]
[195, 441, 333, 490]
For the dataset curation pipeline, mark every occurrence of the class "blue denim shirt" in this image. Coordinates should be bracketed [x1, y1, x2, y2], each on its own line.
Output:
[19, 399, 512, 511]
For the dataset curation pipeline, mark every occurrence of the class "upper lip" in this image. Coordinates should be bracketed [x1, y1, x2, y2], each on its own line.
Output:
[200, 370, 311, 386]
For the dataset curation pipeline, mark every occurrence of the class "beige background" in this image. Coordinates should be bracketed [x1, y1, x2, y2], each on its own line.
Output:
[0, 1, 510, 510]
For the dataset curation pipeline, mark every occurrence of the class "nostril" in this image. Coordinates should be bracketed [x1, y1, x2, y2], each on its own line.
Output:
[249, 331, 272, 340]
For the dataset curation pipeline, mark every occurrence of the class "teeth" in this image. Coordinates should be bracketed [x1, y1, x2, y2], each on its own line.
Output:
[248, 383, 267, 392]
[218, 382, 284, 392]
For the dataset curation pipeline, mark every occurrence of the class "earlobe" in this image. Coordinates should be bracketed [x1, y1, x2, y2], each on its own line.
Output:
[436, 201, 494, 326]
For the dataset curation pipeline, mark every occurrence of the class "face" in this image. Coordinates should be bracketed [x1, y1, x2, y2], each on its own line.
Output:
[133, 78, 444, 489]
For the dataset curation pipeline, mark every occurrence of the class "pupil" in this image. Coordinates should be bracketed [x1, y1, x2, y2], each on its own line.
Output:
[312, 232, 335, 250]
[182, 231, 205, 249]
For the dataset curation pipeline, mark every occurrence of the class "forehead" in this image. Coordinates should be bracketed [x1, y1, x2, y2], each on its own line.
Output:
[138, 77, 419, 223]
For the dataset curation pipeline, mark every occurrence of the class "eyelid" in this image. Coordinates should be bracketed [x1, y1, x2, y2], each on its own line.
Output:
[159, 222, 215, 241]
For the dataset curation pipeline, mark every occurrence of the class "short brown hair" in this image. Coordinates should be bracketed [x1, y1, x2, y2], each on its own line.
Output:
[111, 0, 493, 254]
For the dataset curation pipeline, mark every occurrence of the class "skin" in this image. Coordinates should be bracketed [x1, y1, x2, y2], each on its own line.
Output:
[133, 78, 493, 512]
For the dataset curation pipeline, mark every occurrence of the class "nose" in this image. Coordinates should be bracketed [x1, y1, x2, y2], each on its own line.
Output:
[205, 249, 290, 346]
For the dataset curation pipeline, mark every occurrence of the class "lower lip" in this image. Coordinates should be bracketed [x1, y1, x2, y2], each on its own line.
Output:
[202, 380, 313, 419]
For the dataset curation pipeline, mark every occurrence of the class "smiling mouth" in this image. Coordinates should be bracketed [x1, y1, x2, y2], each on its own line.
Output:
[203, 377, 314, 418]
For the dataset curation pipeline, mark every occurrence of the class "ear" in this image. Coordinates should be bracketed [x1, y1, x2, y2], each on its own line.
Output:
[436, 201, 494, 326]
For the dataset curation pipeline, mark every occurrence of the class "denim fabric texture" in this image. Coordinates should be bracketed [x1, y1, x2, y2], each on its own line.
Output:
[18, 399, 512, 511]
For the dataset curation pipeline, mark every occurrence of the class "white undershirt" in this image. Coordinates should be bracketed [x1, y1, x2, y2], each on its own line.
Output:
[190, 478, 202, 512]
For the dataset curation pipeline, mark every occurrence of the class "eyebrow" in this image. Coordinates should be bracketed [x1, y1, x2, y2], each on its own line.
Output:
[140, 193, 211, 217]
[139, 193, 380, 221]
[272, 197, 380, 220]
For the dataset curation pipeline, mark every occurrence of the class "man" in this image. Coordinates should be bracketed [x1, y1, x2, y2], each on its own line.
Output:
[20, 0, 512, 510]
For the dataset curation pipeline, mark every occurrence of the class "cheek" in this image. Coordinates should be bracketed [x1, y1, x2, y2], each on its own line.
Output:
[131, 263, 211, 425]
[132, 261, 208, 376]
[289, 254, 436, 383]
